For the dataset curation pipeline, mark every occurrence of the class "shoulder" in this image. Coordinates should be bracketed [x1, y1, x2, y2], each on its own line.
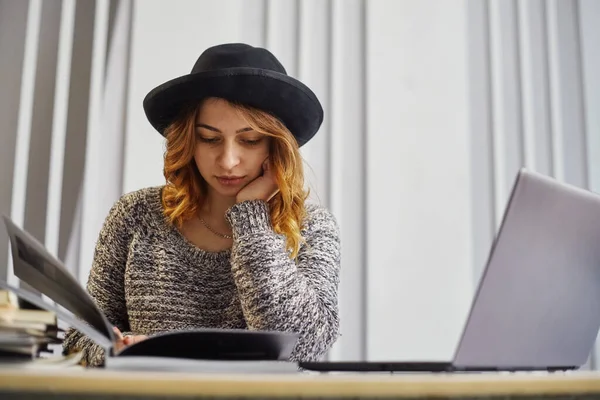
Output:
[302, 203, 340, 239]
[298, 203, 341, 266]
[105, 186, 164, 227]
[115, 186, 163, 209]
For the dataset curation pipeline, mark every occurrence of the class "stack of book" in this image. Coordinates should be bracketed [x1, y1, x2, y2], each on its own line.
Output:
[0, 288, 62, 363]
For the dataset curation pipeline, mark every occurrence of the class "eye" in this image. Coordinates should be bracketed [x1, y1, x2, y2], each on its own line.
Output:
[242, 138, 263, 146]
[198, 136, 220, 144]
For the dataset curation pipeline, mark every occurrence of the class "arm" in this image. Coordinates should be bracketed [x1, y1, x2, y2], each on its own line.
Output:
[226, 201, 341, 361]
[62, 196, 133, 366]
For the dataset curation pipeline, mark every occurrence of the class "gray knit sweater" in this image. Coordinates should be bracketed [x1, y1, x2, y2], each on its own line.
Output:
[62, 186, 341, 367]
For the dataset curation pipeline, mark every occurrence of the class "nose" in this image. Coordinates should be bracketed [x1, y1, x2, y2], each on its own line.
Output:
[217, 141, 240, 170]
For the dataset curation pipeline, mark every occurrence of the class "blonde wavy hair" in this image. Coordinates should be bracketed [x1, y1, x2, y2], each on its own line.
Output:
[161, 99, 309, 258]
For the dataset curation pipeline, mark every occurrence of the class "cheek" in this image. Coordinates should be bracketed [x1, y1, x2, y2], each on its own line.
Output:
[193, 147, 212, 174]
[256, 141, 270, 160]
[250, 146, 269, 172]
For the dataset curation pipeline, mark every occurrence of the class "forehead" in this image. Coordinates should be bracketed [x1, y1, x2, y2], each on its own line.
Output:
[196, 98, 240, 120]
[194, 98, 255, 135]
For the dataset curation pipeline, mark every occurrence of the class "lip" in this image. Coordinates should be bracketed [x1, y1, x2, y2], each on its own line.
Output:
[216, 176, 245, 186]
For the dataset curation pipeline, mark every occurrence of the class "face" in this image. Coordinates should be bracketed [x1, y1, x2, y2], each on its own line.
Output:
[193, 98, 270, 198]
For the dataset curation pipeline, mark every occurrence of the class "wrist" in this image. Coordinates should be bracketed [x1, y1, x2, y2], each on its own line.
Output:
[226, 200, 271, 235]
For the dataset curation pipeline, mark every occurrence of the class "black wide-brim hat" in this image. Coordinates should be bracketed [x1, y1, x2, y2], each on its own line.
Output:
[143, 43, 323, 147]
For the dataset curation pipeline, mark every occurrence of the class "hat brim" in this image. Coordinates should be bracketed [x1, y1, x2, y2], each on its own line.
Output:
[142, 68, 323, 147]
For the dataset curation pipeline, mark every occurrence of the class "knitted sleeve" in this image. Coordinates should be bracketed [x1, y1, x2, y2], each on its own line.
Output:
[62, 194, 134, 367]
[225, 200, 341, 361]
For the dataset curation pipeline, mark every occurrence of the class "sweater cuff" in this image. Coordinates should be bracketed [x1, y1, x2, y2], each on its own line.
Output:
[226, 200, 271, 236]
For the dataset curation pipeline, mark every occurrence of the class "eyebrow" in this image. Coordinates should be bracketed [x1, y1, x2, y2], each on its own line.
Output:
[195, 123, 253, 134]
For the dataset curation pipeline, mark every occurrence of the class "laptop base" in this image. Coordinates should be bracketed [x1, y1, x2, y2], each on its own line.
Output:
[298, 361, 579, 373]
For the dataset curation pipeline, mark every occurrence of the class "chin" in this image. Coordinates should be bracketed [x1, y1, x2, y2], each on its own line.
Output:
[207, 179, 243, 198]
[217, 188, 241, 198]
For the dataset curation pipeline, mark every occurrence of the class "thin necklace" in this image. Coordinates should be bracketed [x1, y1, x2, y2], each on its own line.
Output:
[199, 217, 232, 239]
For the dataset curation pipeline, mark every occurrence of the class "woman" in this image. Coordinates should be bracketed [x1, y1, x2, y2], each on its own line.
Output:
[62, 43, 341, 367]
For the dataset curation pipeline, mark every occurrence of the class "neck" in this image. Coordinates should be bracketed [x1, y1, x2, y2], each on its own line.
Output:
[200, 190, 236, 228]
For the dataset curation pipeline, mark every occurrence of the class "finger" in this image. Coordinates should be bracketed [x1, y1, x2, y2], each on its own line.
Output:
[125, 335, 148, 345]
[124, 335, 138, 345]
[267, 188, 280, 202]
[112, 327, 123, 340]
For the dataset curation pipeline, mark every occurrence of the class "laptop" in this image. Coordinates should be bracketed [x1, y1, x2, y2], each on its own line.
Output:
[300, 168, 600, 372]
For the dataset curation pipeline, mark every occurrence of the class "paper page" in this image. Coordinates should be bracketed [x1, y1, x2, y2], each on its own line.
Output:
[0, 280, 112, 350]
[1, 215, 114, 349]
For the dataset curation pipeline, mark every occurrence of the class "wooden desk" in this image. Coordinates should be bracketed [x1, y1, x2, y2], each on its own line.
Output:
[1, 368, 600, 399]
